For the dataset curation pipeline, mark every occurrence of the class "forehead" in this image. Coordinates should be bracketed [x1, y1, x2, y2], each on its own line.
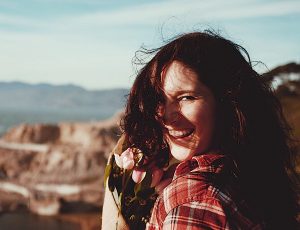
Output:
[162, 61, 201, 95]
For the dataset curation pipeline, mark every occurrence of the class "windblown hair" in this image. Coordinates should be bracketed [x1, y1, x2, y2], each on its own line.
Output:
[121, 31, 299, 228]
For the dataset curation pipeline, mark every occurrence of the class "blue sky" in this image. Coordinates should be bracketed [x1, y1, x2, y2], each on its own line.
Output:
[0, 0, 299, 90]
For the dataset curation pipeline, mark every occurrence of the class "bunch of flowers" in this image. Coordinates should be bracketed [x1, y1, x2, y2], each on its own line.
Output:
[104, 137, 172, 229]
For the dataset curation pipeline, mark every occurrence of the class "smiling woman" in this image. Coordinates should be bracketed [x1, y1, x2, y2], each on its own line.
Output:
[102, 30, 299, 230]
[159, 61, 216, 161]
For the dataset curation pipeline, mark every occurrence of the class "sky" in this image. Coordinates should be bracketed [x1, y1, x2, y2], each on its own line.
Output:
[0, 0, 299, 90]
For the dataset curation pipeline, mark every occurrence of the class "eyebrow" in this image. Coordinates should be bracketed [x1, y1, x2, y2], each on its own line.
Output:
[164, 89, 200, 97]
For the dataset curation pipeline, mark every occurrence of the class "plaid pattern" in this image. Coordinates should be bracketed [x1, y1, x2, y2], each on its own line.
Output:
[146, 154, 265, 230]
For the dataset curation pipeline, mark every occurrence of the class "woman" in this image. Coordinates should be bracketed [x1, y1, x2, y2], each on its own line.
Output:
[102, 31, 299, 229]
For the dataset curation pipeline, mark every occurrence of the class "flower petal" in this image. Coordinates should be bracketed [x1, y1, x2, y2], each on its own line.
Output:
[114, 148, 135, 169]
[123, 156, 135, 169]
[122, 148, 134, 160]
[114, 153, 123, 168]
[132, 169, 146, 183]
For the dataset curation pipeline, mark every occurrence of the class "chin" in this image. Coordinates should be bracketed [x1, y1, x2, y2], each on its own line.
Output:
[169, 146, 197, 162]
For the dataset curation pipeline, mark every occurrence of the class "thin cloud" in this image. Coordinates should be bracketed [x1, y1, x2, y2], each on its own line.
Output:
[1, 0, 300, 30]
[0, 13, 43, 28]
[204, 1, 300, 20]
[30, 0, 106, 3]
[67, 0, 300, 27]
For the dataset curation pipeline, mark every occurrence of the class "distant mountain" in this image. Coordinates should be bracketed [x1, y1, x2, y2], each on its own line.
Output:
[0, 81, 128, 113]
[0, 82, 129, 134]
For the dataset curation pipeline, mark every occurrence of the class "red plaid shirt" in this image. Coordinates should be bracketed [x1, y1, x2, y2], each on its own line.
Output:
[146, 154, 265, 230]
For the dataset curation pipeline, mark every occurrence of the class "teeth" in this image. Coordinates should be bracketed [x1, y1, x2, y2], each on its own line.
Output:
[168, 129, 194, 138]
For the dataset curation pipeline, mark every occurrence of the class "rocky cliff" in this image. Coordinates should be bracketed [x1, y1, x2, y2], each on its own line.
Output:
[0, 112, 123, 215]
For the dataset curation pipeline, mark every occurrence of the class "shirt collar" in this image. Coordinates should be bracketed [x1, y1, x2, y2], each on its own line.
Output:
[173, 153, 229, 180]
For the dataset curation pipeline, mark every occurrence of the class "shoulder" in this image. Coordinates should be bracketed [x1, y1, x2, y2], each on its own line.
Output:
[149, 172, 219, 226]
[162, 172, 214, 212]
[163, 199, 229, 230]
[147, 172, 215, 229]
[149, 172, 265, 230]
[148, 173, 230, 229]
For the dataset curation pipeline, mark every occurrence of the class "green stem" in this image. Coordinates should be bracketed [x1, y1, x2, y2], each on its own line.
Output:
[120, 169, 133, 207]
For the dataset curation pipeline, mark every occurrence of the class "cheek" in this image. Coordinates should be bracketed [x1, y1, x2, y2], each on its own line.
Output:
[181, 103, 209, 123]
[185, 103, 216, 132]
[199, 109, 216, 142]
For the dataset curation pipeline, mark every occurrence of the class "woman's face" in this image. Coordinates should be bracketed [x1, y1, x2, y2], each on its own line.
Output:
[160, 61, 216, 161]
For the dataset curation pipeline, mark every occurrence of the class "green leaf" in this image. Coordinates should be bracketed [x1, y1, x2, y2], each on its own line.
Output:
[119, 192, 123, 207]
[108, 172, 116, 192]
[140, 169, 152, 188]
[134, 170, 152, 196]
[136, 187, 156, 200]
[103, 162, 112, 188]
[134, 182, 140, 195]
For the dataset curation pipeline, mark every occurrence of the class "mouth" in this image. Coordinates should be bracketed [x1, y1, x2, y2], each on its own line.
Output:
[168, 129, 194, 139]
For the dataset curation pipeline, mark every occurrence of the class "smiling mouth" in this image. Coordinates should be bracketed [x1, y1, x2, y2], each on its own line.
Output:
[168, 129, 194, 139]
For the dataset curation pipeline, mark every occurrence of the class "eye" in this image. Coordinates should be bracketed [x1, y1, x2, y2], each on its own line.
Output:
[179, 95, 196, 101]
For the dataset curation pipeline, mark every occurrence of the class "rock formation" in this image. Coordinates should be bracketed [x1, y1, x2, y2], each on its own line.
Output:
[0, 112, 123, 215]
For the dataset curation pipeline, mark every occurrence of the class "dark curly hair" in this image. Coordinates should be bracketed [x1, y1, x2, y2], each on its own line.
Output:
[121, 30, 299, 228]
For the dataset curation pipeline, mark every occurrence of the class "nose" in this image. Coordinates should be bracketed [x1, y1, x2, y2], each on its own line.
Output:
[163, 101, 180, 126]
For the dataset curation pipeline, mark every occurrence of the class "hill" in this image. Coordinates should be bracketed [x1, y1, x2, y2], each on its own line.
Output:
[0, 81, 128, 112]
[0, 82, 129, 134]
[265, 62, 300, 171]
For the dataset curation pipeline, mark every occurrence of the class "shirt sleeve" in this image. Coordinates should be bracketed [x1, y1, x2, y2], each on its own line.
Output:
[162, 200, 229, 230]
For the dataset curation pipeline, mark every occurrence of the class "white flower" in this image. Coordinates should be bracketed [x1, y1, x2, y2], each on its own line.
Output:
[114, 148, 135, 170]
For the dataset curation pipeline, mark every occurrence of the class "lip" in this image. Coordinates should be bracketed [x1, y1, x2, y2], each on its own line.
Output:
[167, 128, 194, 139]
